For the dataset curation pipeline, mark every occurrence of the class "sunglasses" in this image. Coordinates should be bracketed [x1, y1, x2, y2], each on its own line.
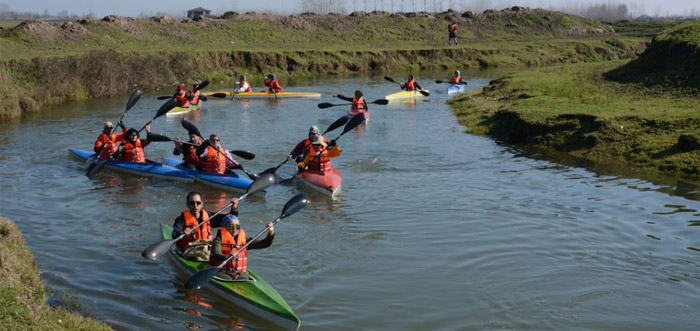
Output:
[188, 200, 203, 206]
[228, 223, 240, 230]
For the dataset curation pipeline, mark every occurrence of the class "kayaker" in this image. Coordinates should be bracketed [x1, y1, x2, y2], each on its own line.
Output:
[401, 75, 423, 91]
[450, 70, 463, 85]
[196, 134, 242, 174]
[448, 21, 458, 45]
[263, 73, 283, 93]
[297, 135, 341, 173]
[172, 192, 239, 261]
[173, 131, 203, 170]
[236, 75, 253, 93]
[94, 120, 126, 159]
[336, 90, 368, 118]
[288, 126, 329, 166]
[188, 84, 201, 105]
[115, 125, 151, 163]
[210, 210, 275, 281]
[175, 83, 190, 107]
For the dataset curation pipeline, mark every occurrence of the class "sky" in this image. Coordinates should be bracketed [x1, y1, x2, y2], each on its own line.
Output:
[1, 0, 698, 17]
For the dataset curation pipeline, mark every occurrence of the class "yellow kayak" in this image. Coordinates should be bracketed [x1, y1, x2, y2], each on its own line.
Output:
[166, 102, 201, 117]
[384, 90, 430, 100]
[205, 91, 321, 99]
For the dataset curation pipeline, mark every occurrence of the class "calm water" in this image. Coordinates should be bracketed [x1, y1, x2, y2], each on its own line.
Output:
[0, 75, 699, 330]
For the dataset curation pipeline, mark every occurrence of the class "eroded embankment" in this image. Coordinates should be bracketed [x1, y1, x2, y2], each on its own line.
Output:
[0, 216, 112, 330]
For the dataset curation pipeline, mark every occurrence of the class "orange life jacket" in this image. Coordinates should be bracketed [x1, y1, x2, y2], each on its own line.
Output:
[190, 90, 200, 105]
[182, 144, 200, 166]
[405, 78, 417, 91]
[121, 139, 145, 163]
[94, 131, 123, 158]
[201, 145, 226, 174]
[239, 81, 252, 92]
[349, 96, 366, 116]
[175, 90, 190, 107]
[449, 23, 457, 33]
[450, 75, 462, 84]
[306, 144, 333, 173]
[176, 209, 212, 251]
[265, 78, 282, 93]
[210, 227, 247, 272]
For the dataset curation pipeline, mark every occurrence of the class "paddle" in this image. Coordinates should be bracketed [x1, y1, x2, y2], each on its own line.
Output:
[316, 113, 365, 155]
[317, 99, 389, 109]
[147, 133, 256, 160]
[156, 81, 210, 99]
[383, 76, 430, 96]
[208, 93, 229, 98]
[138, 98, 178, 133]
[184, 192, 310, 290]
[86, 90, 142, 177]
[435, 79, 467, 85]
[140, 173, 276, 261]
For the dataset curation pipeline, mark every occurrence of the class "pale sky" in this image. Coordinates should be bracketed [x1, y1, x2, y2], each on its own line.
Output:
[1, 0, 697, 17]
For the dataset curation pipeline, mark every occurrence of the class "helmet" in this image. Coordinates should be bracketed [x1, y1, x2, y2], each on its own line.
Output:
[177, 83, 185, 91]
[104, 121, 114, 129]
[455, 70, 461, 76]
[309, 125, 320, 134]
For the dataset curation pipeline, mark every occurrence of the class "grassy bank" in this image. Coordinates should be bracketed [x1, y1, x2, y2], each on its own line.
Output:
[0, 217, 111, 330]
[0, 8, 650, 122]
[448, 60, 700, 179]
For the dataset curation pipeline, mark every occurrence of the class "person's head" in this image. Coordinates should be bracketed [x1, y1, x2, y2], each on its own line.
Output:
[239, 75, 246, 81]
[354, 90, 363, 98]
[192, 83, 198, 90]
[221, 214, 241, 235]
[125, 128, 139, 142]
[188, 132, 200, 142]
[267, 73, 275, 81]
[308, 125, 320, 139]
[103, 121, 114, 132]
[209, 134, 221, 146]
[177, 83, 185, 91]
[311, 134, 327, 148]
[408, 74, 414, 80]
[186, 191, 203, 214]
[454, 70, 460, 77]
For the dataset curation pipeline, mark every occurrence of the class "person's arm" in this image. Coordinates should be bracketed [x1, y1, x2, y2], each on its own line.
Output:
[400, 83, 407, 90]
[209, 198, 239, 228]
[364, 101, 369, 111]
[196, 140, 210, 156]
[415, 82, 423, 90]
[172, 214, 185, 238]
[247, 222, 275, 249]
[94, 136, 105, 152]
[336, 95, 353, 102]
[327, 143, 342, 158]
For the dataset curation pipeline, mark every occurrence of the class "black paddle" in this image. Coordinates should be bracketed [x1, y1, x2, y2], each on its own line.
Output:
[315, 113, 365, 156]
[435, 79, 467, 85]
[147, 132, 256, 160]
[383, 76, 430, 96]
[138, 98, 178, 133]
[140, 173, 276, 261]
[156, 81, 210, 99]
[184, 192, 310, 289]
[207, 93, 229, 98]
[317, 98, 389, 109]
[86, 90, 142, 177]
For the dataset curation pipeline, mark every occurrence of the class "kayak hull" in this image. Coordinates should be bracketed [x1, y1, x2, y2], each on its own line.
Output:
[205, 91, 321, 99]
[447, 84, 466, 95]
[384, 90, 429, 100]
[296, 168, 342, 198]
[160, 224, 301, 330]
[163, 157, 253, 193]
[69, 148, 193, 181]
[167, 102, 201, 117]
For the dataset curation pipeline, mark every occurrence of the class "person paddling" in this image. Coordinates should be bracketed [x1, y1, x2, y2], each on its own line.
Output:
[196, 134, 242, 174]
[263, 73, 283, 93]
[188, 83, 202, 105]
[450, 70, 463, 85]
[448, 21, 458, 45]
[173, 131, 203, 170]
[288, 126, 329, 169]
[401, 75, 423, 91]
[172, 192, 238, 261]
[336, 90, 368, 119]
[174, 83, 190, 107]
[210, 208, 275, 281]
[94, 120, 126, 159]
[115, 125, 151, 163]
[236, 75, 253, 93]
[297, 135, 341, 174]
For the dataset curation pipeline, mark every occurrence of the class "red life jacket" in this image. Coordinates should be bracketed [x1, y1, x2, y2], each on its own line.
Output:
[190, 90, 200, 105]
[176, 209, 212, 252]
[201, 145, 226, 174]
[175, 90, 190, 107]
[450, 75, 462, 84]
[266, 78, 282, 93]
[306, 144, 333, 173]
[183, 144, 200, 166]
[121, 139, 145, 163]
[449, 23, 457, 33]
[94, 132, 123, 158]
[405, 78, 417, 91]
[239, 81, 252, 92]
[210, 227, 247, 272]
[349, 96, 366, 116]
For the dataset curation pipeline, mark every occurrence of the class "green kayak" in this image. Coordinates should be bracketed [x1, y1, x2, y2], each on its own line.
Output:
[160, 224, 301, 330]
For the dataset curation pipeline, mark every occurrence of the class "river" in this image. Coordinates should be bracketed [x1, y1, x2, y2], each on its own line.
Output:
[0, 75, 698, 330]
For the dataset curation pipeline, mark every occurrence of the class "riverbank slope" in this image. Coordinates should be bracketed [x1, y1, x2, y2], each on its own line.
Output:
[0, 217, 111, 330]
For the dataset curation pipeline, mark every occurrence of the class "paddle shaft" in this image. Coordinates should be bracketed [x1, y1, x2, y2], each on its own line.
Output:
[213, 217, 282, 270]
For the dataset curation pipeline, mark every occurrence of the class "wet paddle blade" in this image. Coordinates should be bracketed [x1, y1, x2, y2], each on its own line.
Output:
[209, 93, 228, 98]
[156, 96, 172, 100]
[155, 98, 178, 119]
[435, 80, 445, 84]
[195, 80, 209, 91]
[342, 113, 365, 135]
[317, 102, 335, 109]
[185, 267, 220, 290]
[246, 173, 275, 195]
[372, 99, 389, 105]
[86, 158, 108, 177]
[181, 119, 203, 138]
[280, 193, 310, 219]
[418, 90, 430, 97]
[126, 90, 142, 111]
[230, 150, 255, 160]
[141, 239, 177, 260]
[324, 116, 349, 134]
[147, 133, 172, 142]
[384, 76, 398, 84]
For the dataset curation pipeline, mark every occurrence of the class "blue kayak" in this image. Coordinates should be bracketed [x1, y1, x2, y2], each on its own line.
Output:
[447, 84, 466, 95]
[69, 148, 194, 181]
[163, 157, 253, 192]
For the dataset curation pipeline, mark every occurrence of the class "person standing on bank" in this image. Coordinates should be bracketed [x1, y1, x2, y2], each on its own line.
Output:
[448, 21, 458, 45]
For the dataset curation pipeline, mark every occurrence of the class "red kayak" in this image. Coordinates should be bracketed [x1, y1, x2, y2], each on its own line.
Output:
[296, 168, 342, 198]
[348, 109, 370, 124]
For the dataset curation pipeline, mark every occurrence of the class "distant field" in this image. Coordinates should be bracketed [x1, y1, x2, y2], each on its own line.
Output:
[0, 20, 21, 28]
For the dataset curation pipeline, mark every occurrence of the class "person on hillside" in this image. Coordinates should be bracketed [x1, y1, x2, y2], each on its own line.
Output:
[210, 209, 275, 281]
[236, 75, 253, 93]
[297, 135, 341, 174]
[448, 21, 458, 45]
[401, 75, 423, 91]
[94, 120, 127, 159]
[288, 126, 330, 169]
[115, 125, 151, 163]
[175, 83, 190, 107]
[263, 73, 283, 93]
[196, 134, 242, 175]
[173, 131, 203, 170]
[172, 191, 239, 261]
[336, 90, 369, 119]
[450, 70, 464, 85]
[188, 83, 202, 105]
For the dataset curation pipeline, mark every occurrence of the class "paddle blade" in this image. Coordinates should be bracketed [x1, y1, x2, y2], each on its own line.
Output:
[246, 173, 275, 195]
[185, 267, 220, 290]
[435, 80, 445, 84]
[195, 80, 209, 91]
[86, 158, 108, 177]
[147, 133, 172, 142]
[141, 239, 177, 260]
[372, 99, 389, 105]
[230, 150, 255, 160]
[126, 90, 142, 111]
[317, 103, 335, 109]
[155, 98, 178, 119]
[280, 193, 310, 219]
[181, 119, 203, 138]
[342, 113, 365, 135]
[323, 116, 349, 134]
[209, 93, 228, 98]
[157, 96, 172, 100]
[418, 90, 430, 97]
[384, 76, 398, 84]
